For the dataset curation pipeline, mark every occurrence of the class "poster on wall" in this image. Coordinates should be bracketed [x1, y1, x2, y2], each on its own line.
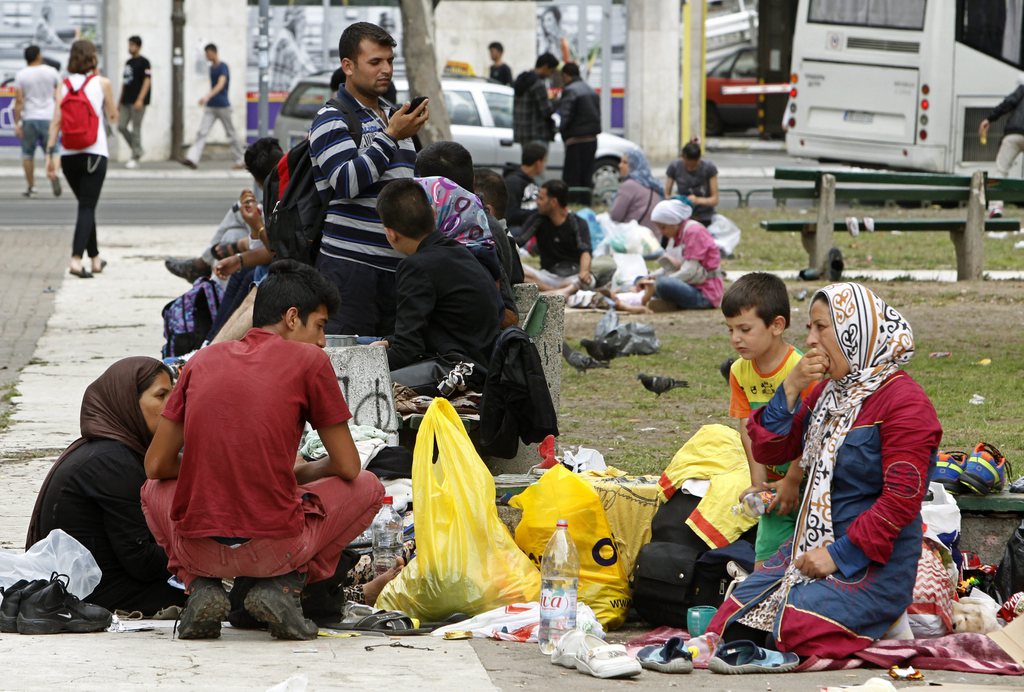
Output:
[0, 0, 103, 147]
[536, 1, 626, 131]
[244, 1, 402, 141]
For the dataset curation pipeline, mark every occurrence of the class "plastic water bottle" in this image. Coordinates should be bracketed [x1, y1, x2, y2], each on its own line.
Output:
[371, 497, 403, 576]
[539, 518, 580, 654]
[730, 490, 774, 518]
[685, 631, 721, 666]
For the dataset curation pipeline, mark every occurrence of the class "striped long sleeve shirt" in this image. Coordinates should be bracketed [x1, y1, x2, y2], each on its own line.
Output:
[308, 88, 417, 272]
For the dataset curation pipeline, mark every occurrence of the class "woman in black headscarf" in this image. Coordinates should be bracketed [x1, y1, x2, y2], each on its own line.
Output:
[26, 357, 185, 615]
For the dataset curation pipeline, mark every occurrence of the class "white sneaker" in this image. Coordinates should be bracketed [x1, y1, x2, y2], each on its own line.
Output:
[125, 159, 139, 169]
[551, 629, 642, 679]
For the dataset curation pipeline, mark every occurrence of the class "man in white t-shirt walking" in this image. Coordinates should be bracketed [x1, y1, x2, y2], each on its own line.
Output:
[14, 45, 61, 198]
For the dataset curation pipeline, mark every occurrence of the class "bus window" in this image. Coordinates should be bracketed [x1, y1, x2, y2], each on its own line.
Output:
[808, 0, 926, 30]
[958, 0, 1024, 69]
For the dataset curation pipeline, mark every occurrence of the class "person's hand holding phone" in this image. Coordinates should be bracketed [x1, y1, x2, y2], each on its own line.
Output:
[385, 97, 428, 141]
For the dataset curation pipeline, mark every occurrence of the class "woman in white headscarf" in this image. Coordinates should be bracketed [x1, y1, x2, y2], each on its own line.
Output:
[648, 199, 723, 309]
[706, 283, 942, 660]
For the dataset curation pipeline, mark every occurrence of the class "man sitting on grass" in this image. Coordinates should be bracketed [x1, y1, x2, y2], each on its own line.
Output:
[142, 260, 386, 641]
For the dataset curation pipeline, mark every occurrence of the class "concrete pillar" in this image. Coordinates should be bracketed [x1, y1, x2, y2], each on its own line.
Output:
[804, 173, 835, 276]
[626, 0, 680, 162]
[434, 1, 536, 81]
[104, 0, 173, 162]
[326, 345, 400, 446]
[956, 170, 986, 281]
[489, 286, 565, 474]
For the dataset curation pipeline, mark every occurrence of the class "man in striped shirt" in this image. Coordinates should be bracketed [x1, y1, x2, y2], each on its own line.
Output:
[309, 22, 428, 336]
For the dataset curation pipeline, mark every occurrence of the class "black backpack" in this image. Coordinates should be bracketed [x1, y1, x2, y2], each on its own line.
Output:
[631, 492, 755, 627]
[263, 97, 363, 265]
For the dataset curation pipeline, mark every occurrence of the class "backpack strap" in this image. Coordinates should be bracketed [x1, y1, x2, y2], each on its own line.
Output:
[326, 96, 364, 148]
[65, 74, 95, 95]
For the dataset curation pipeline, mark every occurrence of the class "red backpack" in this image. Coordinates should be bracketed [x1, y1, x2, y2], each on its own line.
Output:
[60, 75, 99, 150]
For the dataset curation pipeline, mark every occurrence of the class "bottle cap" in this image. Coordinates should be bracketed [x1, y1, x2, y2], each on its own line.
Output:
[382, 496, 393, 504]
[556, 519, 568, 528]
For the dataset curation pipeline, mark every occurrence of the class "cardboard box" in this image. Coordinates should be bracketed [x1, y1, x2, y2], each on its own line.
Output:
[988, 615, 1024, 664]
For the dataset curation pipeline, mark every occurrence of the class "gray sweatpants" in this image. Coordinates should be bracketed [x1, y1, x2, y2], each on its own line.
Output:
[185, 106, 245, 165]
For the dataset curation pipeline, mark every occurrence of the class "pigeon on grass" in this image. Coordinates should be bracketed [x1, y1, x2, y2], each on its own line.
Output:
[562, 342, 609, 374]
[638, 373, 688, 396]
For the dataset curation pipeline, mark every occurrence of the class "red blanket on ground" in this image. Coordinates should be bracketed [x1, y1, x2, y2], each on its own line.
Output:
[797, 633, 1023, 676]
[626, 629, 1023, 676]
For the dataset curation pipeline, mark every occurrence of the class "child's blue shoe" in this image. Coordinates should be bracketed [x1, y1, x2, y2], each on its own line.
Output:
[931, 450, 969, 493]
[959, 442, 1010, 495]
[636, 636, 693, 674]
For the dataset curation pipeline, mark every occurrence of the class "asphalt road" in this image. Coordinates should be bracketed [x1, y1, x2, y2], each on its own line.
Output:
[0, 149, 814, 227]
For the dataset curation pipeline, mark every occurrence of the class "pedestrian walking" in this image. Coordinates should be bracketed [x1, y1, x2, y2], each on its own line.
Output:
[558, 62, 600, 189]
[118, 35, 151, 168]
[181, 43, 245, 169]
[45, 39, 118, 279]
[979, 79, 1024, 178]
[13, 45, 60, 198]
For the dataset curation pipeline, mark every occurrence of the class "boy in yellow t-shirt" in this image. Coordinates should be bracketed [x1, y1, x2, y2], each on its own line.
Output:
[722, 272, 814, 569]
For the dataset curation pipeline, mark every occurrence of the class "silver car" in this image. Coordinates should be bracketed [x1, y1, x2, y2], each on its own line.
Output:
[272, 73, 636, 203]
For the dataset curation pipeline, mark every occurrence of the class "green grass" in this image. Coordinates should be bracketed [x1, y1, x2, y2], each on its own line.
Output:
[555, 274, 1024, 479]
[720, 205, 1024, 272]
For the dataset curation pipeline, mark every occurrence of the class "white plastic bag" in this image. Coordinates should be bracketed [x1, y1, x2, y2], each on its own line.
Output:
[708, 214, 742, 256]
[921, 482, 961, 546]
[1, 529, 102, 598]
[430, 601, 604, 642]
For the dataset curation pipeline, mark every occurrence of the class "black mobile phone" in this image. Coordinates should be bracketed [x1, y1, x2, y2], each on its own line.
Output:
[408, 95, 428, 111]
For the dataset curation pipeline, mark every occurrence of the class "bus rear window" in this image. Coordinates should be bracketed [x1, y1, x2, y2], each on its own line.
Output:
[809, 0, 926, 30]
[957, 0, 1024, 69]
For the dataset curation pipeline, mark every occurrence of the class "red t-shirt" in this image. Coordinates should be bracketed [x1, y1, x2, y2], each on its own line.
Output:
[163, 328, 351, 539]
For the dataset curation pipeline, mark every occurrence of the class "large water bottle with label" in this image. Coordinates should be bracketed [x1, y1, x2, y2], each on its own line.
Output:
[371, 496, 403, 576]
[538, 518, 580, 654]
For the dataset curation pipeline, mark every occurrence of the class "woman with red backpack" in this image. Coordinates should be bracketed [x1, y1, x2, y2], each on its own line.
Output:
[45, 40, 118, 279]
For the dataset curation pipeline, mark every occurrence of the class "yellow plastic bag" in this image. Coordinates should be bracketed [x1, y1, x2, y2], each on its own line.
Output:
[509, 464, 631, 629]
[376, 399, 539, 621]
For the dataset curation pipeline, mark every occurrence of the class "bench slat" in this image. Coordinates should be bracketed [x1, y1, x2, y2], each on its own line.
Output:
[774, 167, 973, 187]
[773, 187, 970, 202]
[761, 218, 1021, 232]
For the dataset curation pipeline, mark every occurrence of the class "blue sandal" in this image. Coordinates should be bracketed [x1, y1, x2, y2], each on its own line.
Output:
[636, 636, 693, 673]
[708, 640, 799, 674]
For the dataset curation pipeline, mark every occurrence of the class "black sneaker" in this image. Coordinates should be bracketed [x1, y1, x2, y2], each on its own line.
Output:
[243, 571, 319, 640]
[17, 573, 112, 635]
[176, 577, 230, 640]
[0, 579, 47, 633]
[164, 257, 210, 284]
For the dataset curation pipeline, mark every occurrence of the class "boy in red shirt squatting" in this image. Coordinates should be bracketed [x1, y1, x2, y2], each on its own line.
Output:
[142, 260, 385, 640]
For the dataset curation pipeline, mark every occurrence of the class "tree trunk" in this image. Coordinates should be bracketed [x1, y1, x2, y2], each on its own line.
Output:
[399, 0, 451, 145]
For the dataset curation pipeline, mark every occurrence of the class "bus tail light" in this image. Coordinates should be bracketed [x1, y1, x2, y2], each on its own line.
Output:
[921, 84, 930, 95]
[921, 99, 929, 110]
[790, 88, 798, 98]
[919, 129, 928, 141]
[791, 73, 798, 83]
[788, 118, 797, 128]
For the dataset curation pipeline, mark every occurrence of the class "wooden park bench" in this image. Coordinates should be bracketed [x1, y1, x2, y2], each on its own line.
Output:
[761, 168, 1024, 280]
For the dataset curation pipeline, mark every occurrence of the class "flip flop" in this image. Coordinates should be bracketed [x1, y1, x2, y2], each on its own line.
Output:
[69, 267, 93, 279]
[708, 640, 799, 674]
[329, 610, 415, 632]
[92, 260, 108, 274]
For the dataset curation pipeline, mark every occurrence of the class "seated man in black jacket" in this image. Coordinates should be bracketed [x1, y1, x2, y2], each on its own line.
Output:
[373, 179, 501, 371]
[504, 141, 547, 244]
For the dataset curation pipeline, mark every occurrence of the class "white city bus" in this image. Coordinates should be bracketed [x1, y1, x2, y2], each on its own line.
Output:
[785, 0, 1024, 174]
